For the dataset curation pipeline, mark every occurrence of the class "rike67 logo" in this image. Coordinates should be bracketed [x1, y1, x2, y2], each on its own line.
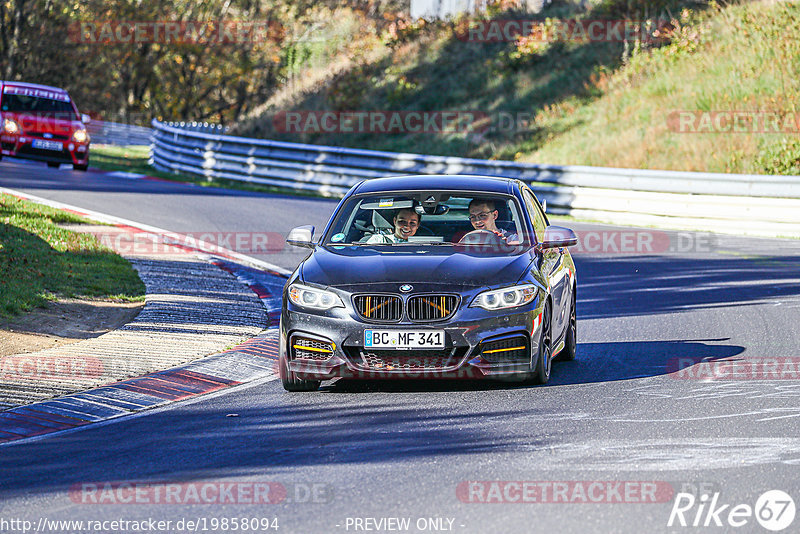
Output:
[668, 490, 795, 531]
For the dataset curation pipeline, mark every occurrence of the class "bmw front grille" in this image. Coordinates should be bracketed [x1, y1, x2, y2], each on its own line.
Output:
[407, 295, 458, 321]
[354, 295, 403, 322]
[354, 294, 459, 323]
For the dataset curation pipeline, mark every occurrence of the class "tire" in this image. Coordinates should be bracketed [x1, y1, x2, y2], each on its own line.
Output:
[279, 352, 320, 392]
[73, 163, 88, 171]
[532, 302, 552, 384]
[556, 288, 577, 361]
[47, 162, 60, 168]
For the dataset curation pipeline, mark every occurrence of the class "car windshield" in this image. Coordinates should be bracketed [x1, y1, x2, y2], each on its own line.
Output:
[1, 92, 78, 120]
[323, 191, 530, 253]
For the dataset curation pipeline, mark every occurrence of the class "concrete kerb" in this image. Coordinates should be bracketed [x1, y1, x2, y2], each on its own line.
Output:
[0, 187, 290, 445]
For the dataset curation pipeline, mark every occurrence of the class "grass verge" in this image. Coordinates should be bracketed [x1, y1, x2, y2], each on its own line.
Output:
[0, 193, 145, 318]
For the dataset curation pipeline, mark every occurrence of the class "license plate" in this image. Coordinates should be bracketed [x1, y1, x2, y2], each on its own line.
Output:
[31, 139, 63, 151]
[364, 330, 445, 349]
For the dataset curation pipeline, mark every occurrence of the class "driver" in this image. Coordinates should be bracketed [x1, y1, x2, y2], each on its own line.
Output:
[467, 198, 519, 244]
[468, 198, 502, 233]
[367, 208, 421, 243]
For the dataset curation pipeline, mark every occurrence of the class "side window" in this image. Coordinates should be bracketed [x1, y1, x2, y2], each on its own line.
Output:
[522, 189, 547, 244]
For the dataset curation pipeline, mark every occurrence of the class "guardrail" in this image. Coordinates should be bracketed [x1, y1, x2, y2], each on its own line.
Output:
[151, 119, 800, 238]
[87, 120, 153, 146]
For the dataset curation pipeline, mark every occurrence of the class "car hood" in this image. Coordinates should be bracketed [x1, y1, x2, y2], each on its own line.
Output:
[3, 111, 82, 136]
[301, 245, 534, 290]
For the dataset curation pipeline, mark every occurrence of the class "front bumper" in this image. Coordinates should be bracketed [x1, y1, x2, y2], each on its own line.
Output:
[281, 302, 544, 381]
[1, 133, 89, 165]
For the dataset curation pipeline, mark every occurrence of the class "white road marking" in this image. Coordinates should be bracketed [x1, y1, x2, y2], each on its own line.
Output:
[105, 170, 145, 179]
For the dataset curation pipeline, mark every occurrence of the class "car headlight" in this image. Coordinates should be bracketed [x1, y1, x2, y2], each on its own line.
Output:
[72, 129, 89, 143]
[2, 118, 20, 134]
[288, 283, 344, 310]
[470, 284, 537, 311]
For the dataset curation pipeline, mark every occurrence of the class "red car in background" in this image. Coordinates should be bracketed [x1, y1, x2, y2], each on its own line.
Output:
[0, 81, 90, 171]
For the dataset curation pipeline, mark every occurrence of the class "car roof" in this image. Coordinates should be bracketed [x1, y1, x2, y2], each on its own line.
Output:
[353, 175, 516, 195]
[0, 80, 69, 96]
[0, 81, 69, 94]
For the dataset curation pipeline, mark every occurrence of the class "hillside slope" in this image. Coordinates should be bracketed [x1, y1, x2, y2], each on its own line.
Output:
[234, 0, 800, 175]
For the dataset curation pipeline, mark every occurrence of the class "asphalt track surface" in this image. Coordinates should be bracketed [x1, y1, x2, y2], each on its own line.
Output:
[2, 158, 800, 533]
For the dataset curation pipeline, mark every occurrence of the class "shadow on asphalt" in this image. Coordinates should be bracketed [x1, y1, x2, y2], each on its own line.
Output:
[0, 396, 571, 495]
[323, 338, 745, 393]
[573, 254, 800, 319]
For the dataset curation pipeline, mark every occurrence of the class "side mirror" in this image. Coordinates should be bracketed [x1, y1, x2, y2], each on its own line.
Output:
[286, 225, 315, 249]
[539, 225, 577, 249]
[81, 114, 92, 124]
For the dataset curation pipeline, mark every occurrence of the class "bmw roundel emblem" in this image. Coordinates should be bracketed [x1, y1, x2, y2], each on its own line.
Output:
[399, 284, 413, 293]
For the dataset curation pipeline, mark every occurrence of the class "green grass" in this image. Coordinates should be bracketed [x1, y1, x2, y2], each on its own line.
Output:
[526, 1, 800, 173]
[90, 144, 329, 198]
[89, 145, 154, 176]
[0, 194, 145, 318]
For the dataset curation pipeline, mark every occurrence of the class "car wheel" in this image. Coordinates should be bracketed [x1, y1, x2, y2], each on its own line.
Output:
[556, 289, 577, 361]
[73, 163, 88, 171]
[47, 162, 60, 168]
[279, 352, 320, 392]
[532, 303, 552, 384]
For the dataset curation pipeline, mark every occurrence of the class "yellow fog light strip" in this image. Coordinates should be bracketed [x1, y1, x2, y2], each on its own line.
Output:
[483, 345, 526, 354]
[293, 342, 335, 353]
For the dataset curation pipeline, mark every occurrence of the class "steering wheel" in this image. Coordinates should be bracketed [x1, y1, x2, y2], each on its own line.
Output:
[457, 229, 505, 246]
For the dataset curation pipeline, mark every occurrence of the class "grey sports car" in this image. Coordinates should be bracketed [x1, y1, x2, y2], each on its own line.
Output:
[279, 175, 578, 391]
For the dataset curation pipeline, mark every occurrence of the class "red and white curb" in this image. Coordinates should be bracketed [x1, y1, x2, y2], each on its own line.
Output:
[0, 331, 280, 446]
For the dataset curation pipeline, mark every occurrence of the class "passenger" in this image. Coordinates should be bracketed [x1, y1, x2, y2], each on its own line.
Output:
[367, 208, 421, 243]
